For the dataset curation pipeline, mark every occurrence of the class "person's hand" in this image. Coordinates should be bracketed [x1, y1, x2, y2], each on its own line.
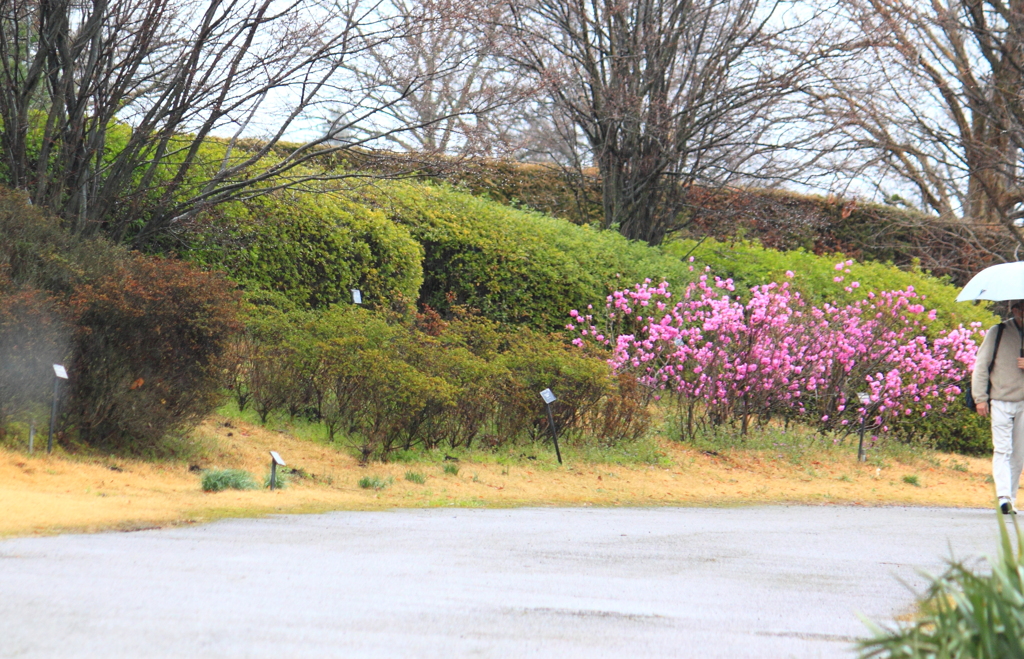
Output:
[978, 401, 989, 417]
[1017, 357, 1024, 369]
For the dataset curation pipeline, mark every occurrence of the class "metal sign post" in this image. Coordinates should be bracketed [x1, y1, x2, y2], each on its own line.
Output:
[856, 392, 871, 462]
[539, 388, 562, 465]
[269, 451, 286, 490]
[48, 365, 68, 454]
[28, 419, 34, 454]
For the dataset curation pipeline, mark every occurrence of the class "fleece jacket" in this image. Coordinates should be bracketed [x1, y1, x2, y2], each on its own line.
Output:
[972, 319, 1024, 404]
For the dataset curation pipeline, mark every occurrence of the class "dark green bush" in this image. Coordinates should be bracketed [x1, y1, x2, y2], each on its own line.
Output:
[900, 403, 990, 456]
[0, 187, 126, 294]
[492, 327, 615, 442]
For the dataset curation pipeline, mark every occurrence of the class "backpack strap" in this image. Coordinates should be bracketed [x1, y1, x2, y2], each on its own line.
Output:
[987, 322, 1007, 398]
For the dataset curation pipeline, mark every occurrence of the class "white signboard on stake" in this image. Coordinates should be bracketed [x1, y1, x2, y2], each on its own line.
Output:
[540, 388, 557, 405]
[857, 392, 871, 405]
[53, 364, 68, 379]
[352, 289, 362, 304]
[269, 451, 286, 466]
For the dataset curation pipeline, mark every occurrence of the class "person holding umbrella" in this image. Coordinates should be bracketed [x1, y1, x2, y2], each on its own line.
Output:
[959, 264, 1024, 514]
[971, 301, 1024, 514]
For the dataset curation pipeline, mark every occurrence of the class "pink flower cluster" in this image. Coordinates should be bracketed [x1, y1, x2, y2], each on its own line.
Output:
[569, 266, 982, 437]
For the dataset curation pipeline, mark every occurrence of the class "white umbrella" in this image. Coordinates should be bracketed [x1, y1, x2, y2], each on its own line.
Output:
[956, 262, 1024, 302]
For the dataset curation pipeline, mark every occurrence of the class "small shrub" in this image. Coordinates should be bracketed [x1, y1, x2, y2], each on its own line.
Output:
[494, 327, 612, 444]
[443, 463, 459, 476]
[405, 471, 426, 484]
[202, 469, 257, 492]
[358, 475, 390, 490]
[902, 474, 921, 487]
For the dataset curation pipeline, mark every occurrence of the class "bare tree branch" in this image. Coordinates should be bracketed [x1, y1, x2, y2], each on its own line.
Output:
[0, 0, 457, 248]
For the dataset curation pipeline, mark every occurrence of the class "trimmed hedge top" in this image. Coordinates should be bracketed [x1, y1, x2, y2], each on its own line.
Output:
[185, 189, 423, 310]
[357, 181, 694, 328]
[664, 238, 1000, 332]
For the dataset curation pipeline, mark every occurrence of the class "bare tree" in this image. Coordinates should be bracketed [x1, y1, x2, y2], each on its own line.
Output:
[331, 0, 539, 157]
[807, 0, 1024, 235]
[0, 0, 443, 248]
[501, 0, 832, 245]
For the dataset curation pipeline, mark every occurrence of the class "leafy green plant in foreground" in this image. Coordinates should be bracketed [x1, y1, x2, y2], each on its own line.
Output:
[859, 515, 1024, 658]
[201, 469, 257, 492]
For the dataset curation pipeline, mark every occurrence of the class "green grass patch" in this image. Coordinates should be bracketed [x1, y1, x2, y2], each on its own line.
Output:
[405, 471, 426, 484]
[358, 475, 391, 490]
[443, 463, 460, 476]
[902, 474, 921, 487]
[201, 469, 257, 492]
[669, 411, 942, 468]
[263, 468, 290, 489]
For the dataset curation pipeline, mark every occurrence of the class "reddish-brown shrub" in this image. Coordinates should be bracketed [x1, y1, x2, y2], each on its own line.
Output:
[66, 256, 240, 453]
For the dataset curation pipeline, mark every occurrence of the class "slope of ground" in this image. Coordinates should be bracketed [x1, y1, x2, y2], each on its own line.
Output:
[0, 415, 997, 538]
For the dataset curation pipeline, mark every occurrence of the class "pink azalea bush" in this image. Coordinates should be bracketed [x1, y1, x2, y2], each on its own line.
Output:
[568, 262, 983, 440]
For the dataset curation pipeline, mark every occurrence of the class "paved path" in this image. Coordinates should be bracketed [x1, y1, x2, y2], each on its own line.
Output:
[0, 505, 1001, 658]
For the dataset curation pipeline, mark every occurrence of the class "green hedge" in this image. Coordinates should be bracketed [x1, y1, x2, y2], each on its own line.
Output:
[229, 304, 650, 460]
[664, 238, 1000, 332]
[186, 190, 423, 310]
[186, 176, 689, 328]
[358, 182, 694, 330]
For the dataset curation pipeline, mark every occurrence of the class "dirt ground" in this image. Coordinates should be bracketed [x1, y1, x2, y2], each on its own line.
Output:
[0, 414, 997, 537]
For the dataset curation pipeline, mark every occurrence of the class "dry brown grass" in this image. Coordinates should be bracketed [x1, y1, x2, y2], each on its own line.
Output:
[0, 414, 995, 537]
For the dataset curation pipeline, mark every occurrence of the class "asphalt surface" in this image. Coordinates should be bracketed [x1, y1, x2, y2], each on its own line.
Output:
[0, 505, 1003, 658]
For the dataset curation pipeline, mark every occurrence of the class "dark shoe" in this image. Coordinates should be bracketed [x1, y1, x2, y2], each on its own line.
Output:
[1001, 501, 1017, 515]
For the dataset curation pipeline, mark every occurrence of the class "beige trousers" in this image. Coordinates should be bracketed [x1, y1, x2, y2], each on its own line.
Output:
[991, 400, 1024, 505]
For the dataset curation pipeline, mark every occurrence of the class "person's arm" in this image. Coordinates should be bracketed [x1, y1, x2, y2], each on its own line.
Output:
[973, 325, 999, 416]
